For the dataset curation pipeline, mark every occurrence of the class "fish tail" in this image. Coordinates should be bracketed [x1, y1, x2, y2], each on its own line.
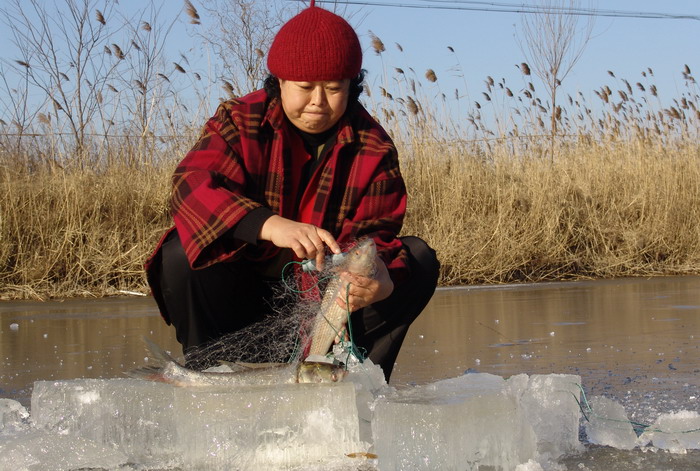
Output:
[125, 337, 181, 383]
[142, 336, 181, 366]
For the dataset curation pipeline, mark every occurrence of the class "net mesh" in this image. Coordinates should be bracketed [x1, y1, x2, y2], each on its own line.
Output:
[183, 260, 342, 370]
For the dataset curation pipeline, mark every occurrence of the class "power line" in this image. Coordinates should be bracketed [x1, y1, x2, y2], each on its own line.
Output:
[306, 0, 700, 21]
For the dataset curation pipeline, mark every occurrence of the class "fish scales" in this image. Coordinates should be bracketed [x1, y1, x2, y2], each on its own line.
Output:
[307, 239, 376, 357]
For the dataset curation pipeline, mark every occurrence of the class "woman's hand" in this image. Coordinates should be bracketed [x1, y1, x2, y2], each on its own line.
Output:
[336, 256, 394, 313]
[258, 215, 341, 270]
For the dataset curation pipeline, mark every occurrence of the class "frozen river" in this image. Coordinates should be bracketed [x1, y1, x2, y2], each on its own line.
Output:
[2, 276, 700, 469]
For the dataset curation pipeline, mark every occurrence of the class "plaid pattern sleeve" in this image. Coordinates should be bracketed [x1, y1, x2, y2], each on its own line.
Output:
[171, 93, 269, 269]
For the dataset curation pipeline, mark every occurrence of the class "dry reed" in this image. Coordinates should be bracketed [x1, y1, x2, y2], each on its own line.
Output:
[0, 163, 173, 299]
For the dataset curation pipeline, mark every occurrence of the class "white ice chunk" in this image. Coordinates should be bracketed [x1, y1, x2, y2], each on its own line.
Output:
[639, 410, 700, 453]
[31, 378, 178, 465]
[0, 399, 29, 434]
[372, 373, 539, 470]
[173, 381, 363, 470]
[583, 396, 638, 450]
[509, 373, 583, 459]
[344, 358, 389, 444]
[0, 429, 128, 471]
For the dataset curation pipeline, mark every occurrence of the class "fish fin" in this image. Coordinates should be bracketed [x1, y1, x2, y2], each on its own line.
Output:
[346, 452, 378, 459]
[142, 336, 181, 366]
[124, 338, 179, 382]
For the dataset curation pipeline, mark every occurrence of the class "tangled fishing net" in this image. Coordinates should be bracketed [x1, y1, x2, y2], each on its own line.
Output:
[183, 247, 363, 370]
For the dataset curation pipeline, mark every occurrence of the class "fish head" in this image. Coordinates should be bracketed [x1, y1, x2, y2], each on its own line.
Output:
[342, 238, 377, 276]
[296, 361, 347, 383]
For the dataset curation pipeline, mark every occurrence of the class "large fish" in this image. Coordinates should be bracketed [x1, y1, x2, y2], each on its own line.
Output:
[305, 238, 377, 359]
[128, 338, 346, 386]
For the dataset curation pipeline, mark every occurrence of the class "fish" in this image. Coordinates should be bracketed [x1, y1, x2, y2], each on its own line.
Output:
[128, 338, 346, 386]
[306, 238, 377, 359]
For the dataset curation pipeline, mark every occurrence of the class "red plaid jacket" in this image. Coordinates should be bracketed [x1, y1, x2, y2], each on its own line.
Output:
[146, 88, 409, 282]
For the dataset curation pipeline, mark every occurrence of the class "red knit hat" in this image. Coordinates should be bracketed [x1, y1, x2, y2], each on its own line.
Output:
[267, 0, 362, 81]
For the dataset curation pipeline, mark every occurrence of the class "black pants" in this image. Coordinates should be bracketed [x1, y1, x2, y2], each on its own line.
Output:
[153, 232, 439, 381]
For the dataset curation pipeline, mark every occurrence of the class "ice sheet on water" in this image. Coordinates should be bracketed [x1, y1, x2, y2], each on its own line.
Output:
[583, 396, 638, 450]
[639, 410, 700, 452]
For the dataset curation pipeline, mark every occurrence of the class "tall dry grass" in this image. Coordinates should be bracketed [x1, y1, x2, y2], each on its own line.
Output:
[0, 162, 173, 299]
[400, 139, 700, 285]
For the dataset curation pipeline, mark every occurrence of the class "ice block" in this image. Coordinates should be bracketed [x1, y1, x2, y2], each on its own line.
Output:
[173, 381, 363, 470]
[510, 373, 583, 458]
[372, 373, 539, 470]
[0, 398, 29, 434]
[31, 378, 178, 465]
[0, 430, 128, 471]
[583, 395, 638, 450]
[639, 410, 700, 452]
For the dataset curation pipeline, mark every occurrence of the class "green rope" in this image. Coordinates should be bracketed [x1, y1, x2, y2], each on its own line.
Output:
[341, 281, 367, 364]
[281, 260, 334, 293]
[574, 383, 700, 436]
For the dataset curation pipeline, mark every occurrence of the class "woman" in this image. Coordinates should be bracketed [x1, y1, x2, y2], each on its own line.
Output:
[146, 1, 439, 381]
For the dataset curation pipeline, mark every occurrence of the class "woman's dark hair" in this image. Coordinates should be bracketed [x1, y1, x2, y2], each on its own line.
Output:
[264, 70, 366, 107]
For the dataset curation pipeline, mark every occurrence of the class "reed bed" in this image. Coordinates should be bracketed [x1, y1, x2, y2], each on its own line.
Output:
[2, 130, 699, 299]
[0, 162, 173, 299]
[400, 139, 700, 285]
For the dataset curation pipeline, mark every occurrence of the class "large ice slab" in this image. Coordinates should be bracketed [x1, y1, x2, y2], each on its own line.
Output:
[24, 370, 585, 469]
[372, 373, 582, 470]
[173, 382, 363, 470]
[32, 378, 177, 465]
[30, 377, 363, 470]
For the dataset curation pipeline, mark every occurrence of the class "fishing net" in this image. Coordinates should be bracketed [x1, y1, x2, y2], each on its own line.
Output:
[183, 252, 358, 370]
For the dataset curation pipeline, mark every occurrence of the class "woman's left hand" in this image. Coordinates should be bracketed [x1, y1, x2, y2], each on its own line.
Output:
[336, 256, 394, 313]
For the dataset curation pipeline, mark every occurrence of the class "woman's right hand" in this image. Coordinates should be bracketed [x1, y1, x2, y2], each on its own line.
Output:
[258, 215, 341, 270]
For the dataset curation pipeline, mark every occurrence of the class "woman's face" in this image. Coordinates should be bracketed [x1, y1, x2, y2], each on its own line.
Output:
[279, 79, 350, 134]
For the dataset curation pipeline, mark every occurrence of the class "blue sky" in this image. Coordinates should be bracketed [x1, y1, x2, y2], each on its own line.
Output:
[336, 0, 699, 108]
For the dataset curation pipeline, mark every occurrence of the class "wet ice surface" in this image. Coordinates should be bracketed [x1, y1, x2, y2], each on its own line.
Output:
[1, 276, 700, 469]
